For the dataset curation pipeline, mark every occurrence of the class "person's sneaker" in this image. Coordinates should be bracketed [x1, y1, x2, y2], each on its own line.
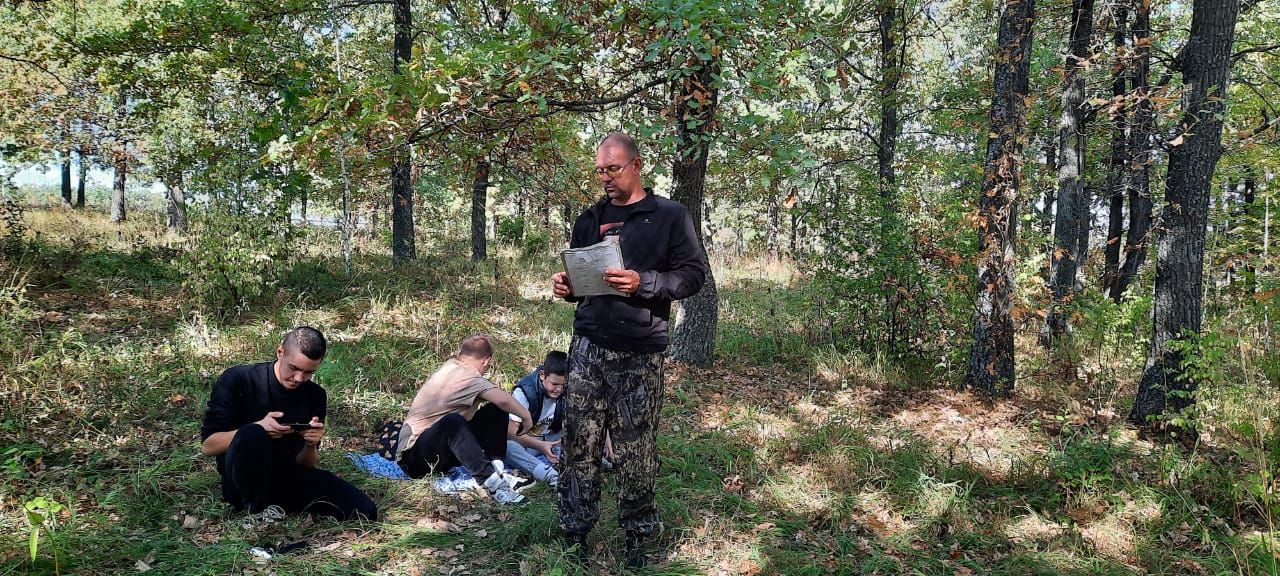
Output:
[482, 470, 526, 504]
[241, 505, 286, 529]
[505, 472, 535, 492]
[545, 470, 560, 488]
[600, 456, 614, 471]
[624, 531, 646, 569]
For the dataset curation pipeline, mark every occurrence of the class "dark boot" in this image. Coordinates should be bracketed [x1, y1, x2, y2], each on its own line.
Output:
[564, 532, 589, 562]
[624, 531, 646, 569]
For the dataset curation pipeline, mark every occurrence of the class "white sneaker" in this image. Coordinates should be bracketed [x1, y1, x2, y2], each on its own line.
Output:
[506, 472, 535, 492]
[241, 504, 286, 529]
[545, 470, 560, 488]
[482, 470, 526, 504]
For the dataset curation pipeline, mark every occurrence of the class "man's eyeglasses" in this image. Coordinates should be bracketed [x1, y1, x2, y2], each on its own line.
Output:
[593, 160, 634, 178]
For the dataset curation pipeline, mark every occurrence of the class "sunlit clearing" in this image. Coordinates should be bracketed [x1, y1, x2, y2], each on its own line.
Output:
[763, 463, 838, 521]
[1079, 490, 1163, 564]
[909, 474, 971, 536]
[853, 488, 912, 539]
[674, 516, 768, 575]
[1004, 511, 1066, 546]
[175, 312, 220, 359]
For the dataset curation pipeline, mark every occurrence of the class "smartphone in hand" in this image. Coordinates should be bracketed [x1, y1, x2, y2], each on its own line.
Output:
[277, 422, 316, 432]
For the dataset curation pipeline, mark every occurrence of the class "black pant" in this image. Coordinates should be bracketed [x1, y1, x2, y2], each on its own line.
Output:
[398, 403, 509, 481]
[223, 424, 378, 521]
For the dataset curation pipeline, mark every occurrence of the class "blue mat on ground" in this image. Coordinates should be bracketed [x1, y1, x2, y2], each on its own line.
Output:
[345, 452, 410, 480]
[345, 452, 478, 494]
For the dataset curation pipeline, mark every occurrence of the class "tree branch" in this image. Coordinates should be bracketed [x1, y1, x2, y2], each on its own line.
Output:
[0, 52, 70, 90]
[1232, 42, 1280, 61]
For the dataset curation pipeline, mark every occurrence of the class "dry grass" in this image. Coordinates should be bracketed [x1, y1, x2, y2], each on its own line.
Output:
[2, 207, 1278, 575]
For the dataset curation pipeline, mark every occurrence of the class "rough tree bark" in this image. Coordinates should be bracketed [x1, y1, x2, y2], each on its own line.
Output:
[877, 0, 909, 349]
[60, 152, 73, 207]
[110, 148, 127, 223]
[1076, 185, 1092, 292]
[1043, 0, 1095, 345]
[967, 0, 1035, 397]
[471, 159, 489, 262]
[1100, 3, 1131, 293]
[1129, 0, 1239, 428]
[390, 0, 416, 262]
[165, 173, 187, 232]
[877, 0, 903, 222]
[766, 185, 781, 260]
[669, 52, 719, 368]
[75, 149, 87, 208]
[1112, 0, 1154, 302]
[1103, 4, 1129, 294]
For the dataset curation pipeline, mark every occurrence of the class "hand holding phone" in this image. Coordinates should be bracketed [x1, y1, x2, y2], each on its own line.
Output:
[277, 421, 316, 432]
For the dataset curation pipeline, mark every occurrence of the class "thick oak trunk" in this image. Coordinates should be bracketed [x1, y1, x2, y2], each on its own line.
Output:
[877, 0, 902, 221]
[60, 153, 73, 206]
[75, 149, 86, 208]
[390, 0, 416, 262]
[1103, 4, 1129, 293]
[967, 0, 1035, 397]
[1112, 0, 1154, 301]
[1043, 0, 1095, 345]
[669, 55, 719, 368]
[166, 174, 187, 232]
[110, 150, 126, 223]
[1130, 0, 1239, 427]
[471, 159, 489, 262]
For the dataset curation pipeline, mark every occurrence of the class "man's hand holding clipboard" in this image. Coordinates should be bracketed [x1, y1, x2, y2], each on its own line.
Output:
[553, 237, 635, 297]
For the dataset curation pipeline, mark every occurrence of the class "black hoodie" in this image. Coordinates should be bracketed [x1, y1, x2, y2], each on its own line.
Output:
[564, 189, 708, 353]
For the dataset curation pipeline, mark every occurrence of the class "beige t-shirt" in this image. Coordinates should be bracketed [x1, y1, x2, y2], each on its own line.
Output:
[395, 358, 496, 461]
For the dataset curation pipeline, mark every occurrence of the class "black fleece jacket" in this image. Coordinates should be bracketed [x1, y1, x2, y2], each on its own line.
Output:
[565, 190, 708, 352]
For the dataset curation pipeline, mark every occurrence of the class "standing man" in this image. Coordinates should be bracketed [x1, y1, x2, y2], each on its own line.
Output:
[200, 326, 378, 523]
[551, 132, 708, 567]
[394, 334, 534, 504]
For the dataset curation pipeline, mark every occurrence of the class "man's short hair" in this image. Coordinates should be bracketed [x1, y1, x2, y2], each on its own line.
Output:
[542, 351, 568, 376]
[458, 334, 494, 359]
[283, 326, 327, 360]
[599, 132, 640, 159]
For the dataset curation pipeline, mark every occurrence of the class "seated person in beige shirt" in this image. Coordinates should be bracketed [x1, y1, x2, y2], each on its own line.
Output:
[394, 334, 534, 504]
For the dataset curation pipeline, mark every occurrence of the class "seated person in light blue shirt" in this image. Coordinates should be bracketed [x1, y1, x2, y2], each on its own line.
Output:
[505, 351, 568, 486]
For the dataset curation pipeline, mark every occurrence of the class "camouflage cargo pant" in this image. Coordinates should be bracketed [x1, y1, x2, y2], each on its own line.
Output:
[557, 335, 665, 536]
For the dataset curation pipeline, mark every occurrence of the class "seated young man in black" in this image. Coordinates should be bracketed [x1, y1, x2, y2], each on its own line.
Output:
[200, 326, 377, 522]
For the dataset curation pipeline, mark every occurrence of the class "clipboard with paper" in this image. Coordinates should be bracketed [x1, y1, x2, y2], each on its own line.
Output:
[560, 237, 627, 297]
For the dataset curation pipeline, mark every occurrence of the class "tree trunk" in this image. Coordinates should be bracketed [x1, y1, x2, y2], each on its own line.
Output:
[60, 153, 73, 207]
[1040, 139, 1057, 238]
[165, 173, 187, 232]
[766, 185, 781, 260]
[1043, 0, 1095, 346]
[1076, 184, 1092, 291]
[789, 208, 799, 257]
[877, 0, 909, 349]
[1129, 0, 1239, 428]
[110, 150, 127, 223]
[877, 0, 903, 224]
[390, 0, 416, 262]
[75, 149, 87, 208]
[669, 52, 719, 368]
[1112, 0, 1153, 302]
[1242, 168, 1257, 291]
[471, 159, 489, 262]
[967, 0, 1035, 397]
[1102, 3, 1128, 293]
